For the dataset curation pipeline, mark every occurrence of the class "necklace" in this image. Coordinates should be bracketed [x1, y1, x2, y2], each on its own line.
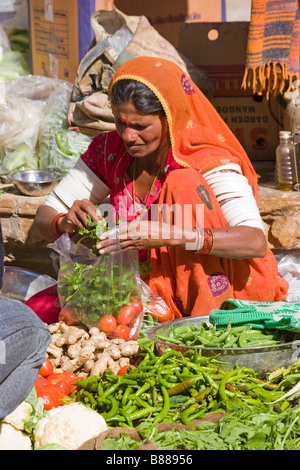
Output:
[132, 157, 165, 217]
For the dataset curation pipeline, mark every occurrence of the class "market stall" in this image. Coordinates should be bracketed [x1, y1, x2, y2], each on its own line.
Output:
[1, 0, 300, 453]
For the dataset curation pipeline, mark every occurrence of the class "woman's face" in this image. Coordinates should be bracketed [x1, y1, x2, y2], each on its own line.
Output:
[113, 101, 169, 158]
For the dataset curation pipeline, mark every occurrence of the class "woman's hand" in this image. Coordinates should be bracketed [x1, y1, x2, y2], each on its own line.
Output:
[96, 220, 199, 254]
[57, 199, 101, 234]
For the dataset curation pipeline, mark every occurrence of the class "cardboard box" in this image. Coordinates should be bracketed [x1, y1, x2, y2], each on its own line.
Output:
[28, 0, 114, 82]
[177, 22, 285, 160]
[114, 0, 224, 47]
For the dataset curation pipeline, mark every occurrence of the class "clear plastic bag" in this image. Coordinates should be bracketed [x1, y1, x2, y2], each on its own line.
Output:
[49, 231, 144, 340]
[0, 75, 73, 174]
[276, 250, 300, 302]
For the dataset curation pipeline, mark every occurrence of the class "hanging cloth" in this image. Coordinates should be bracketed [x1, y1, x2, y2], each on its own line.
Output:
[242, 0, 300, 98]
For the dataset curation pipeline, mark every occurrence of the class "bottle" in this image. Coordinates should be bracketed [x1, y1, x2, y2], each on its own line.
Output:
[275, 130, 300, 191]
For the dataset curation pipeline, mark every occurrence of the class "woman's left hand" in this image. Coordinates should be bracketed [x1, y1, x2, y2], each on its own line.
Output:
[95, 220, 198, 254]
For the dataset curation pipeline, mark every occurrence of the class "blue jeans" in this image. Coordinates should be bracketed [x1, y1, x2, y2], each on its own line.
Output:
[0, 298, 51, 419]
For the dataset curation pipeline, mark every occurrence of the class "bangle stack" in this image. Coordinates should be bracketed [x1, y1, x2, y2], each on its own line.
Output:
[49, 212, 67, 238]
[197, 228, 215, 255]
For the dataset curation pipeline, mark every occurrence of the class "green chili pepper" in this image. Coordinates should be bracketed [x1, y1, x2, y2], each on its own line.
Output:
[218, 369, 240, 401]
[101, 376, 122, 399]
[128, 406, 157, 421]
[167, 375, 202, 396]
[153, 386, 170, 424]
[101, 396, 119, 419]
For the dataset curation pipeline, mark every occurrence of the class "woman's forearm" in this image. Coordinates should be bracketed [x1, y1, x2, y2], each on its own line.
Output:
[32, 205, 61, 241]
[169, 225, 267, 259]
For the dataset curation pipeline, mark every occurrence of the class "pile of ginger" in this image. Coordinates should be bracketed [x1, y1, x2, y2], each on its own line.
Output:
[46, 321, 141, 377]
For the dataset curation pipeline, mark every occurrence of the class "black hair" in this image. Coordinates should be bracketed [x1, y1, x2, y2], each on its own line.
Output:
[110, 79, 164, 115]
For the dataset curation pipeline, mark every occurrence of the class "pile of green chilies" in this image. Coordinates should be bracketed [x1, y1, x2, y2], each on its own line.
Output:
[72, 346, 290, 428]
[155, 322, 300, 349]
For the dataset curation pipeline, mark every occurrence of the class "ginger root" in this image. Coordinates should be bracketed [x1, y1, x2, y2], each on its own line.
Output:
[46, 321, 140, 377]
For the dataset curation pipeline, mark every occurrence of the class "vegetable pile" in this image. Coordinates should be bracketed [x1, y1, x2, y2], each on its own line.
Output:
[155, 321, 300, 349]
[69, 346, 294, 429]
[45, 321, 141, 379]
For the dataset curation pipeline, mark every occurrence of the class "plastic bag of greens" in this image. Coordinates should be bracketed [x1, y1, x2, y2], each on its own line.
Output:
[0, 75, 73, 174]
[0, 26, 30, 82]
[38, 84, 92, 173]
[50, 230, 144, 340]
[0, 94, 44, 173]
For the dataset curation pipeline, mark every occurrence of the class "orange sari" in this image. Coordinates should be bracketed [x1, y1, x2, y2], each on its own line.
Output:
[109, 57, 288, 318]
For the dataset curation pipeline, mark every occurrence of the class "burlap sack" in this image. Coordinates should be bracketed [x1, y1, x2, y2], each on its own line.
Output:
[78, 412, 225, 450]
[68, 8, 214, 135]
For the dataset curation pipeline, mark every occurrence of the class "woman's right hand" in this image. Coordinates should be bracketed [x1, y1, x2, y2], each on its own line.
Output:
[57, 199, 101, 234]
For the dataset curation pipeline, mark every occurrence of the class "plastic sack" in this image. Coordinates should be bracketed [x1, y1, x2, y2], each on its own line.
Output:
[0, 25, 30, 82]
[0, 94, 43, 173]
[38, 81, 92, 173]
[49, 231, 144, 340]
[276, 250, 300, 303]
[0, 75, 73, 174]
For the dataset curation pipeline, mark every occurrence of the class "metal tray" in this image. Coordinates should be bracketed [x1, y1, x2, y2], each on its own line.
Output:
[147, 316, 299, 376]
[1, 266, 56, 302]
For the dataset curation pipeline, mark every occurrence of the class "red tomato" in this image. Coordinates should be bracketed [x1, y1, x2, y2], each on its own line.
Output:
[114, 324, 131, 341]
[53, 379, 72, 396]
[39, 358, 54, 377]
[37, 387, 60, 410]
[59, 306, 79, 326]
[117, 305, 137, 326]
[35, 376, 50, 390]
[98, 315, 117, 334]
[129, 297, 143, 314]
[117, 365, 137, 376]
[47, 372, 77, 384]
[147, 301, 174, 323]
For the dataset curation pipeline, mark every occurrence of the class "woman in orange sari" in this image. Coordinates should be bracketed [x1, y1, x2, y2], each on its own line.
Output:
[33, 56, 288, 320]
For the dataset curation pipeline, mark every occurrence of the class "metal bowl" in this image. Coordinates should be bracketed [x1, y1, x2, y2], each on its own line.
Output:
[1, 266, 56, 301]
[9, 169, 62, 196]
[147, 316, 300, 376]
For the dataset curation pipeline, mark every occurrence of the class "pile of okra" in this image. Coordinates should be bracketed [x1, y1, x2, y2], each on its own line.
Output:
[154, 322, 300, 349]
[72, 345, 293, 428]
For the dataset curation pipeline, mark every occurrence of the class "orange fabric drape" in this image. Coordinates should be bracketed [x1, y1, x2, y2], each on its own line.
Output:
[109, 57, 289, 317]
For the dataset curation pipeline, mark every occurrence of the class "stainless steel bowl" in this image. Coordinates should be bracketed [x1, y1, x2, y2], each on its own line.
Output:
[1, 266, 56, 301]
[9, 169, 62, 196]
[147, 316, 300, 376]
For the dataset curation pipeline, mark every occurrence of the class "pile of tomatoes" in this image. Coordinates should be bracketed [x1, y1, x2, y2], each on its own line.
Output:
[35, 358, 82, 410]
[98, 296, 144, 340]
[98, 297, 174, 340]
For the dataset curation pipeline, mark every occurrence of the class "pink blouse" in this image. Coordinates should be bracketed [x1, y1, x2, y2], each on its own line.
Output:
[80, 130, 183, 224]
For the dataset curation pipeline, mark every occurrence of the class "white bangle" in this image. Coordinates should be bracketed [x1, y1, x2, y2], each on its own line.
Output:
[195, 227, 204, 252]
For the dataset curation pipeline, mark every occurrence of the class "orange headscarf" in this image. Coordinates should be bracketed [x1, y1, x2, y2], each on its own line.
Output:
[109, 56, 258, 196]
[109, 56, 288, 317]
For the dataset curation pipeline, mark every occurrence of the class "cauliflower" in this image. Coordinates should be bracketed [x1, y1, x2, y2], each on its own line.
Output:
[3, 401, 32, 430]
[0, 423, 32, 450]
[33, 403, 107, 450]
[0, 401, 33, 450]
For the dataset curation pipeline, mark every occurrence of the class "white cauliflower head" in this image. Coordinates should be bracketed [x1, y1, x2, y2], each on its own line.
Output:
[0, 422, 32, 450]
[0, 401, 33, 450]
[3, 401, 32, 430]
[33, 402, 107, 450]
